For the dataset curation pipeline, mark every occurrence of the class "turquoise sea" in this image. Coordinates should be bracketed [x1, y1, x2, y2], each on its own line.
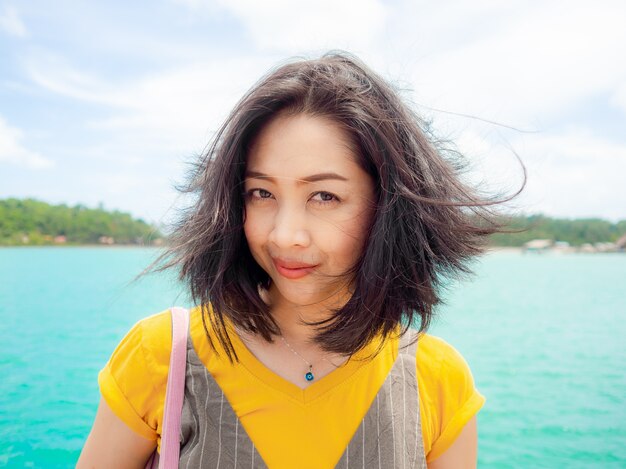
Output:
[0, 247, 624, 468]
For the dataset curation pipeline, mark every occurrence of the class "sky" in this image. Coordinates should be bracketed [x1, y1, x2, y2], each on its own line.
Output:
[1, 0, 625, 227]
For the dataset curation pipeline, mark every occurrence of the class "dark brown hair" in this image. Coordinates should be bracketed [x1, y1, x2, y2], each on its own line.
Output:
[138, 50, 526, 363]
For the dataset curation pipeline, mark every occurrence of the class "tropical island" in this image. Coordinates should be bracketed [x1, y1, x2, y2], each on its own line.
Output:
[488, 214, 626, 253]
[1, 198, 625, 252]
[0, 198, 164, 246]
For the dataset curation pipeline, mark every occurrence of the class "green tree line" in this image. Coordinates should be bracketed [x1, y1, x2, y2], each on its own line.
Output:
[488, 213, 626, 247]
[0, 198, 163, 246]
[1, 198, 624, 247]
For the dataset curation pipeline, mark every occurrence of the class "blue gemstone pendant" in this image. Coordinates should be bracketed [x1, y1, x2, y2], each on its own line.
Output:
[305, 366, 314, 382]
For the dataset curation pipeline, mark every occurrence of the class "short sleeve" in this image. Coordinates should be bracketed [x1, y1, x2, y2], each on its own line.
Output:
[97, 310, 173, 441]
[417, 335, 486, 463]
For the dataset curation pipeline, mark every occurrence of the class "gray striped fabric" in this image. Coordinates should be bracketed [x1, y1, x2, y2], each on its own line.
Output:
[177, 329, 426, 468]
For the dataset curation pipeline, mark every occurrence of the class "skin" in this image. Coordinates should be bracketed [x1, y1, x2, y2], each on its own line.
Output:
[429, 416, 478, 468]
[76, 397, 156, 468]
[76, 113, 478, 468]
[242, 112, 377, 343]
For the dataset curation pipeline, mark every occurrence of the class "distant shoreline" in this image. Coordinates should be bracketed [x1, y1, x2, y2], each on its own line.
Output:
[484, 246, 625, 255]
[485, 246, 522, 253]
[0, 244, 162, 248]
[2, 244, 623, 254]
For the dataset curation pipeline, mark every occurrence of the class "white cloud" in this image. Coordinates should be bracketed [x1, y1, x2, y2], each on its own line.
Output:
[225, 0, 387, 51]
[393, 1, 626, 126]
[175, 0, 387, 52]
[24, 53, 280, 153]
[16, 1, 626, 222]
[610, 80, 626, 114]
[24, 54, 115, 104]
[0, 5, 27, 38]
[25, 2, 626, 150]
[453, 128, 626, 221]
[0, 116, 54, 170]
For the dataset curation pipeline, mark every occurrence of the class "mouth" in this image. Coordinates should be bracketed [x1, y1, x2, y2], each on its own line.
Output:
[272, 258, 319, 279]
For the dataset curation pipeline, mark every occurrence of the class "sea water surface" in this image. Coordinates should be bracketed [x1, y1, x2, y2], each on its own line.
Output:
[0, 247, 624, 468]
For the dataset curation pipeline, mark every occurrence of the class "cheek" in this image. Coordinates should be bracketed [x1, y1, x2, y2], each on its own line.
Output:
[325, 217, 371, 266]
[243, 218, 267, 272]
[243, 210, 269, 251]
[243, 217, 258, 247]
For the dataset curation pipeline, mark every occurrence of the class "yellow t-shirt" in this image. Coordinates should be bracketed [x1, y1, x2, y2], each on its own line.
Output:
[98, 306, 485, 466]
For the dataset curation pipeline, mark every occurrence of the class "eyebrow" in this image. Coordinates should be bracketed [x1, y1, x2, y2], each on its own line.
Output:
[244, 170, 349, 184]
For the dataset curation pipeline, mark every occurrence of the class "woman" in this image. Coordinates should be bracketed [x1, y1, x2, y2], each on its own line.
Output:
[78, 50, 524, 468]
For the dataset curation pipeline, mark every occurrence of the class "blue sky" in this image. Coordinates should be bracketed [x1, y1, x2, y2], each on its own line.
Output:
[1, 0, 625, 226]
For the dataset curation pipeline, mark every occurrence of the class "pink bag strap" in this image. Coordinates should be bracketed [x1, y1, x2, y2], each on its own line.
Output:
[158, 306, 190, 469]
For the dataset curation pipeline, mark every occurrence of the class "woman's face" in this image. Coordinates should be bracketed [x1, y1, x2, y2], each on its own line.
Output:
[243, 113, 376, 309]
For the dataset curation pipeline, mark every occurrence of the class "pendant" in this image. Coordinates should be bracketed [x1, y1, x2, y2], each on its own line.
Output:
[305, 365, 314, 382]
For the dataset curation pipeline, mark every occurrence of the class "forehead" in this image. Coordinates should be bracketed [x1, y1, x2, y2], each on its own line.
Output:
[246, 114, 362, 178]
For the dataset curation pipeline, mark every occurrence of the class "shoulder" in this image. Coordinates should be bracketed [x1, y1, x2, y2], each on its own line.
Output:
[103, 308, 173, 376]
[133, 308, 175, 377]
[97, 308, 175, 440]
[416, 333, 472, 382]
[123, 304, 217, 375]
[124, 305, 214, 380]
[414, 333, 485, 463]
[415, 333, 482, 414]
[107, 308, 175, 377]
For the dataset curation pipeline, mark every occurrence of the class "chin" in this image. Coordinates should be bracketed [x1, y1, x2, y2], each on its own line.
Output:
[275, 286, 324, 306]
[273, 280, 348, 308]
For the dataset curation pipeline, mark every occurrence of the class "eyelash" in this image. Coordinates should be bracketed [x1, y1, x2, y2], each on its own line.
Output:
[244, 188, 340, 205]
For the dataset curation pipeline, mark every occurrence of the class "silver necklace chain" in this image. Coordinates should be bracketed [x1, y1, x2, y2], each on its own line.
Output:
[236, 324, 347, 383]
[280, 335, 344, 381]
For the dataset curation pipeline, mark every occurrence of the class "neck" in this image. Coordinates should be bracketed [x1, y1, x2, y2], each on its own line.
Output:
[262, 283, 351, 349]
[270, 305, 328, 346]
[231, 286, 356, 386]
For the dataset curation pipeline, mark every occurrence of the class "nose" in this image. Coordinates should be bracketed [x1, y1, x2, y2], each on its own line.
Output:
[268, 202, 312, 248]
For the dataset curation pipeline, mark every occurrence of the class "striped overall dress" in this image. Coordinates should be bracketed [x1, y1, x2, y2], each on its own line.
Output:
[177, 328, 427, 468]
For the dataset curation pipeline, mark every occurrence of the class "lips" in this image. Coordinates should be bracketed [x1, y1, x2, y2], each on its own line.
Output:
[272, 258, 319, 279]
[273, 258, 317, 269]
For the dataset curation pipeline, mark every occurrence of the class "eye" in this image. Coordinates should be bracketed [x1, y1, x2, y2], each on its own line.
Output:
[244, 188, 273, 201]
[310, 191, 340, 205]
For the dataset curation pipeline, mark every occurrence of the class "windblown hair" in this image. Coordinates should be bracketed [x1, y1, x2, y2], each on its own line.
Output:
[138, 50, 526, 363]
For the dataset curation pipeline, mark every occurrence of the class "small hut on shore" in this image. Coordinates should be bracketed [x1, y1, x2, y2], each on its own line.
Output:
[523, 239, 553, 254]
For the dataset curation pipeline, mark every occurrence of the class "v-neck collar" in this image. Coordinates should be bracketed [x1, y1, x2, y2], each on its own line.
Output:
[189, 306, 394, 405]
[227, 322, 392, 405]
